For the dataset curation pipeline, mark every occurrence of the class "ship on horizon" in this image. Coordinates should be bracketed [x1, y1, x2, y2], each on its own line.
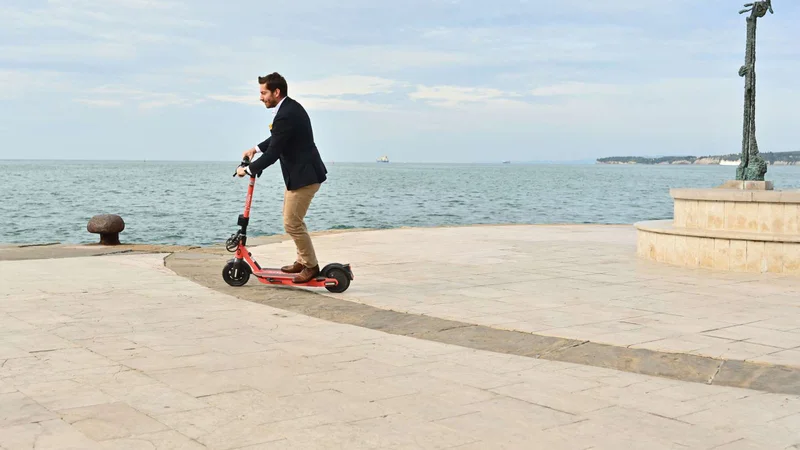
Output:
[376, 155, 389, 163]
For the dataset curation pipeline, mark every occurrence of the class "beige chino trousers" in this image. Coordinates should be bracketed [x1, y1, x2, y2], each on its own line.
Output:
[282, 183, 320, 268]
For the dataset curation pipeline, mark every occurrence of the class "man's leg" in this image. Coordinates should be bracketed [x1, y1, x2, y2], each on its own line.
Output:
[280, 188, 304, 273]
[282, 183, 321, 282]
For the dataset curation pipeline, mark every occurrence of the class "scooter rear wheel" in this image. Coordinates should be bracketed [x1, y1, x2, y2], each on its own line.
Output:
[222, 261, 250, 286]
[324, 267, 350, 293]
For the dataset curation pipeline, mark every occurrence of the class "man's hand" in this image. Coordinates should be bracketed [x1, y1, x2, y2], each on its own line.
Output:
[236, 167, 248, 177]
[242, 147, 257, 161]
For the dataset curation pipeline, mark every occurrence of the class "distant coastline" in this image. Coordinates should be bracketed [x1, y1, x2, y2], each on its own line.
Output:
[597, 151, 800, 166]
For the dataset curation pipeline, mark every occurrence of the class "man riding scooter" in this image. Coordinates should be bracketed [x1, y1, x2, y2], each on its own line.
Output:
[237, 72, 328, 284]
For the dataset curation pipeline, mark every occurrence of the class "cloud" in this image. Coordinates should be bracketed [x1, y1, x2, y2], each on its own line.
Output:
[530, 82, 625, 97]
[0, 42, 139, 63]
[409, 85, 514, 107]
[77, 86, 202, 109]
[292, 75, 399, 97]
[0, 67, 201, 110]
[0, 69, 78, 99]
[193, 38, 470, 82]
[299, 98, 390, 112]
[0, 0, 207, 64]
[334, 46, 470, 71]
[47, 0, 181, 9]
[208, 75, 401, 111]
[205, 94, 257, 105]
[75, 99, 124, 107]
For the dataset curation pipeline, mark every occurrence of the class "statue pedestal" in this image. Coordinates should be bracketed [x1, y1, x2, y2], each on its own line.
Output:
[718, 180, 774, 190]
[634, 186, 800, 274]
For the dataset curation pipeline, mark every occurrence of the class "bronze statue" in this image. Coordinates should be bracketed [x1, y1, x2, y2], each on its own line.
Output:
[736, 1, 773, 181]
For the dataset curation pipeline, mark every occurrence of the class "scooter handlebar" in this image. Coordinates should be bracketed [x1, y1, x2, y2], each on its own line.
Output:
[233, 156, 252, 177]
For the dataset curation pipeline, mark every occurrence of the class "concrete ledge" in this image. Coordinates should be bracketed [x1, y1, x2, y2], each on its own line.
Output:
[0, 243, 201, 261]
[671, 188, 800, 203]
[635, 220, 800, 274]
[635, 219, 800, 244]
[717, 180, 774, 190]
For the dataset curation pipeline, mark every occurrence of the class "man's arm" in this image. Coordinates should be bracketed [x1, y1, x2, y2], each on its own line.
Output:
[256, 136, 270, 152]
[242, 136, 269, 162]
[248, 115, 291, 176]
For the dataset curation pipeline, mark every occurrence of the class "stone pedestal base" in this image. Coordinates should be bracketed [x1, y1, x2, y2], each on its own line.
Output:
[635, 186, 800, 274]
[717, 180, 774, 190]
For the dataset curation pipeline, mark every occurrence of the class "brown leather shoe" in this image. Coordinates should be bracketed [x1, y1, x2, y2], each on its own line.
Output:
[281, 261, 304, 273]
[293, 265, 320, 283]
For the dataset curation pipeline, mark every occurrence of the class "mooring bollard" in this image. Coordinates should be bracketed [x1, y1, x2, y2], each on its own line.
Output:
[87, 214, 125, 245]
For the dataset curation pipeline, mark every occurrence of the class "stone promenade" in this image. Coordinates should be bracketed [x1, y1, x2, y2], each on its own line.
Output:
[1, 225, 799, 449]
[304, 225, 800, 368]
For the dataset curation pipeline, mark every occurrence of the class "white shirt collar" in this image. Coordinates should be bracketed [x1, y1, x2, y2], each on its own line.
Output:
[272, 97, 286, 116]
[255, 97, 287, 154]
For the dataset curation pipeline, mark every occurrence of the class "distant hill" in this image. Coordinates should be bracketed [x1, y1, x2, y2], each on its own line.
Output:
[515, 159, 597, 165]
[597, 151, 800, 166]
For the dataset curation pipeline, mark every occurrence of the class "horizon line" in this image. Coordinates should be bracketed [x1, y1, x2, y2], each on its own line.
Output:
[0, 158, 598, 164]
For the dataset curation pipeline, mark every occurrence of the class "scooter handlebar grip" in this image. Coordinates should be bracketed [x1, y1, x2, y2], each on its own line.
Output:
[234, 156, 251, 176]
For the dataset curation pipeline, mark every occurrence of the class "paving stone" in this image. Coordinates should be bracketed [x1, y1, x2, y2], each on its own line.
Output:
[713, 360, 800, 393]
[0, 392, 57, 427]
[97, 430, 206, 449]
[0, 419, 102, 449]
[59, 402, 169, 441]
[16, 380, 115, 412]
[98, 382, 208, 417]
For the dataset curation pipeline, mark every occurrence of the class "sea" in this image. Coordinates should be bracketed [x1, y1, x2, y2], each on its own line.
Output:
[2, 160, 799, 247]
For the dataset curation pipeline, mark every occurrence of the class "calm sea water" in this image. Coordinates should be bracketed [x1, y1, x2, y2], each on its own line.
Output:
[2, 160, 799, 246]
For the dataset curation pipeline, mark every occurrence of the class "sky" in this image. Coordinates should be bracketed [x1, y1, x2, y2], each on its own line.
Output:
[1, 0, 799, 163]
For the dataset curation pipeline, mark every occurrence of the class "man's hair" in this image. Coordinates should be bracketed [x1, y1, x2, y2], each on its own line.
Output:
[258, 72, 287, 97]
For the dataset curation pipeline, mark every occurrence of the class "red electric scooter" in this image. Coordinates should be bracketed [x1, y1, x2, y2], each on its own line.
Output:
[222, 156, 353, 293]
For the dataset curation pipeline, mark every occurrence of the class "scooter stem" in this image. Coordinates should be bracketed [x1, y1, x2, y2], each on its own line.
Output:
[243, 176, 256, 219]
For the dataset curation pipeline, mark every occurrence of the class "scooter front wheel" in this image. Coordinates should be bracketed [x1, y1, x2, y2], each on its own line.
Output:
[222, 261, 250, 286]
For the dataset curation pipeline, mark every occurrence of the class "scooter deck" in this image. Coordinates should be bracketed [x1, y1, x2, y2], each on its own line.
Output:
[253, 268, 334, 288]
[254, 268, 296, 277]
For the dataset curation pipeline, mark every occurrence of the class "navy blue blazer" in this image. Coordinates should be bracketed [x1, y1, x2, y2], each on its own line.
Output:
[249, 96, 328, 190]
